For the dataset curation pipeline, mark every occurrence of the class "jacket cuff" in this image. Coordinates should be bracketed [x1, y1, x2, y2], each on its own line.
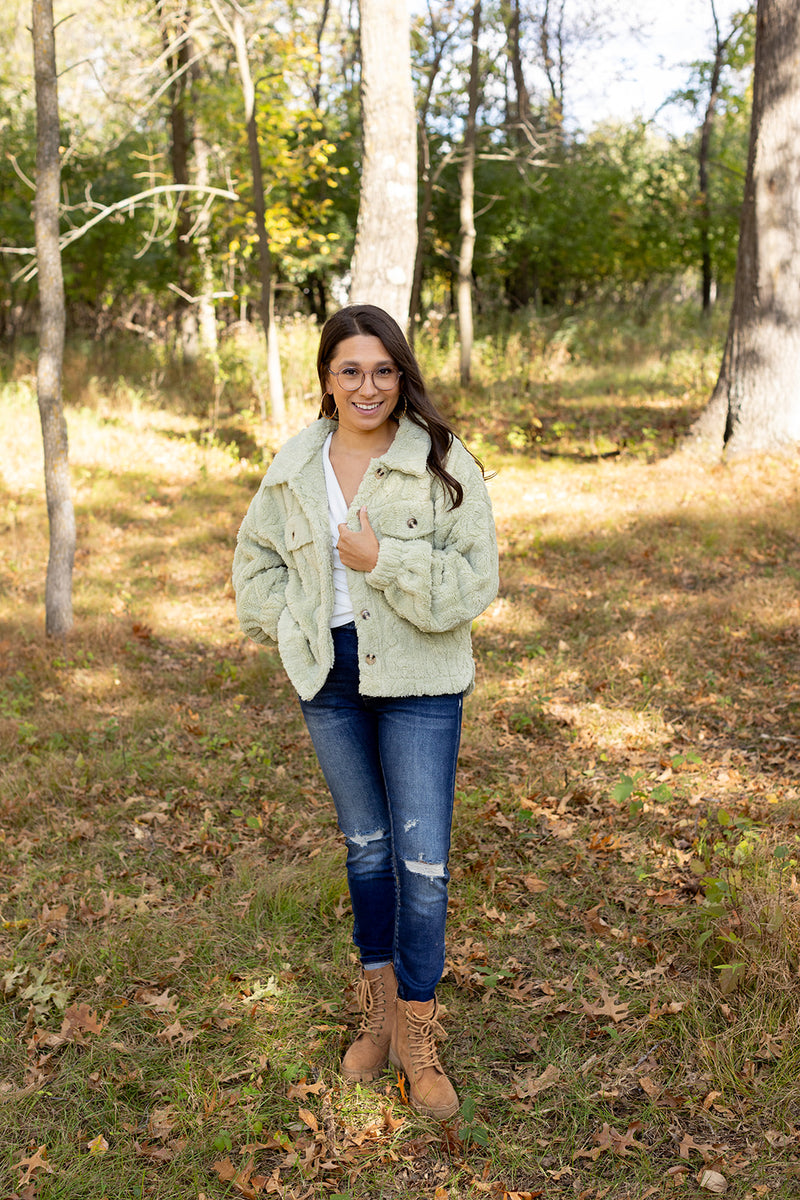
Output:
[366, 536, 428, 591]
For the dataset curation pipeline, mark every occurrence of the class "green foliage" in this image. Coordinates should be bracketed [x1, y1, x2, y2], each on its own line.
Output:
[2, 0, 755, 343]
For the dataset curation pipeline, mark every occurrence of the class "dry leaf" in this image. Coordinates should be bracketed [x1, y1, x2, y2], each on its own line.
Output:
[156, 1018, 199, 1046]
[679, 1133, 722, 1161]
[86, 1134, 109, 1156]
[297, 1107, 319, 1132]
[580, 989, 630, 1024]
[61, 1003, 109, 1041]
[576, 1121, 647, 1160]
[212, 1156, 265, 1199]
[512, 1063, 561, 1099]
[134, 987, 178, 1013]
[765, 1129, 796, 1148]
[135, 1140, 175, 1162]
[40, 903, 69, 925]
[147, 1105, 177, 1139]
[286, 1079, 325, 1101]
[699, 1170, 727, 1193]
[16, 1146, 55, 1185]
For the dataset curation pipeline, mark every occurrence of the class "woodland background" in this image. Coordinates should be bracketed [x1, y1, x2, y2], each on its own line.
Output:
[2, 2, 800, 1199]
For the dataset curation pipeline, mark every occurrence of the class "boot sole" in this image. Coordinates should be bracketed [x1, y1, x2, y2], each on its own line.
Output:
[341, 1060, 388, 1083]
[389, 1050, 459, 1119]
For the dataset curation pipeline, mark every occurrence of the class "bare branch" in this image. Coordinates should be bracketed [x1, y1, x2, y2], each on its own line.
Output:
[3, 183, 238, 280]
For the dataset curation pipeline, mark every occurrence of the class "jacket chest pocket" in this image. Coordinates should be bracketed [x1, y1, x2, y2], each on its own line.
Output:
[284, 513, 313, 553]
[379, 499, 435, 540]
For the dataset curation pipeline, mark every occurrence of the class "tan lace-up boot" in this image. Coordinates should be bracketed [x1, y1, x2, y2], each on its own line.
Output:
[389, 996, 459, 1119]
[341, 963, 397, 1082]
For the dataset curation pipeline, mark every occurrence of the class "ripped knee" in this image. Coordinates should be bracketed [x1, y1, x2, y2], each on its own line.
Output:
[346, 827, 388, 849]
[404, 858, 446, 879]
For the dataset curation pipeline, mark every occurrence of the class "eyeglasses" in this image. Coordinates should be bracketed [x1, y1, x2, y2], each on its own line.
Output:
[328, 366, 402, 392]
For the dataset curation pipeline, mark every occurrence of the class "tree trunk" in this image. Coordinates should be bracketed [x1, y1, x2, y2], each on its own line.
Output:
[192, 131, 218, 355]
[687, 0, 800, 458]
[229, 6, 286, 426]
[698, 5, 730, 313]
[157, 0, 198, 358]
[32, 0, 75, 637]
[458, 0, 481, 386]
[409, 10, 454, 339]
[504, 0, 533, 138]
[349, 0, 417, 328]
[541, 0, 565, 134]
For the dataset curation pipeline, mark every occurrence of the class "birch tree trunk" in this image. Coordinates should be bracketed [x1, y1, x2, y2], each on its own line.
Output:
[458, 0, 481, 386]
[349, 0, 417, 328]
[686, 0, 800, 457]
[32, 0, 75, 637]
[193, 129, 219, 356]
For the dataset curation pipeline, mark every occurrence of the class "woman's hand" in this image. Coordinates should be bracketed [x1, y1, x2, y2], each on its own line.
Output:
[337, 507, 379, 572]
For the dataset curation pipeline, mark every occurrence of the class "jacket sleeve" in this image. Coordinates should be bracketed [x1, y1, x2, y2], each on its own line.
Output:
[364, 442, 499, 634]
[232, 483, 289, 645]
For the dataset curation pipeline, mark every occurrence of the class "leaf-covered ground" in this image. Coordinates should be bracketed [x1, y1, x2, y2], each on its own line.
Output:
[1, 317, 800, 1199]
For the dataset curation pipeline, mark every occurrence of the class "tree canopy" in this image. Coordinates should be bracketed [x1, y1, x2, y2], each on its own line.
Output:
[1, 0, 757, 343]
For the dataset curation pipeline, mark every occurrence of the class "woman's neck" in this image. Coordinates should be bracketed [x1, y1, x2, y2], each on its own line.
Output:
[332, 420, 398, 459]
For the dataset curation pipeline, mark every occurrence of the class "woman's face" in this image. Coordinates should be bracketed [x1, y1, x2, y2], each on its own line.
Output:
[326, 334, 401, 439]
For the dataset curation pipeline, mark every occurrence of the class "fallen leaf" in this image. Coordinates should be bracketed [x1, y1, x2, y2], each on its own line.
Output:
[135, 1140, 175, 1162]
[699, 1169, 727, 1193]
[15, 1146, 55, 1185]
[765, 1129, 796, 1148]
[580, 989, 630, 1024]
[134, 987, 178, 1013]
[147, 1105, 177, 1139]
[297, 1107, 319, 1132]
[576, 1122, 647, 1160]
[679, 1133, 723, 1162]
[212, 1156, 265, 1199]
[86, 1134, 109, 1156]
[156, 1018, 199, 1046]
[62, 1003, 109, 1039]
[512, 1063, 561, 1099]
[286, 1079, 326, 1101]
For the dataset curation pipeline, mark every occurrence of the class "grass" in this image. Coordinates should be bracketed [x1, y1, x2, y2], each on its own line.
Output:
[2, 301, 800, 1198]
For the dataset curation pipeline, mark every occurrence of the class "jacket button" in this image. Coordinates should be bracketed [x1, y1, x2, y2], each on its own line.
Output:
[361, 609, 371, 620]
[406, 516, 417, 528]
[375, 467, 386, 478]
[365, 654, 376, 665]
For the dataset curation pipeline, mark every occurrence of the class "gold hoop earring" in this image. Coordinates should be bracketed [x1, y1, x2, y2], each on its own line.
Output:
[395, 395, 408, 420]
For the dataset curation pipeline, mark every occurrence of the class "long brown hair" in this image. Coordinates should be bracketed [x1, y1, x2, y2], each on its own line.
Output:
[317, 304, 482, 508]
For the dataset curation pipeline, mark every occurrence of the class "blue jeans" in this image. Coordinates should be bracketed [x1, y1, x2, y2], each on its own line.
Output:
[299, 623, 462, 1002]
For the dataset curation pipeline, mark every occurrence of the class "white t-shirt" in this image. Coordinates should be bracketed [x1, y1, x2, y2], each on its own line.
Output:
[322, 432, 356, 627]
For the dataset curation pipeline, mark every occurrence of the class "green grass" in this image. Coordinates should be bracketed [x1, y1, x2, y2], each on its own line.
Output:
[2, 301, 800, 1197]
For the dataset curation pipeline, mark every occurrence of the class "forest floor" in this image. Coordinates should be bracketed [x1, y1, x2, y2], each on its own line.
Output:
[1, 315, 800, 1200]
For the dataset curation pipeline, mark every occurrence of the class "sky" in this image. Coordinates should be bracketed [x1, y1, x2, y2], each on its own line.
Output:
[408, 0, 750, 137]
[567, 0, 749, 134]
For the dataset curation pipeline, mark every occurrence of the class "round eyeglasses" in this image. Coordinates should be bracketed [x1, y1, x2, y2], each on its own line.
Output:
[328, 366, 402, 392]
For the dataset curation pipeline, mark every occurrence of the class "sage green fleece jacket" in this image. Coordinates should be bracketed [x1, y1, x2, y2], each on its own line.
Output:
[232, 416, 499, 701]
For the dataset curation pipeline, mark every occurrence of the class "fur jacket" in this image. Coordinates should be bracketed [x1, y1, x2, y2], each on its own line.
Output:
[232, 416, 499, 701]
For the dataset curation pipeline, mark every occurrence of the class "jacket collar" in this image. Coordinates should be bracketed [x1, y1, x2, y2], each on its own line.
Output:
[266, 416, 431, 487]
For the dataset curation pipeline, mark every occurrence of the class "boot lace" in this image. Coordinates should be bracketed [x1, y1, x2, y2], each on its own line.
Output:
[405, 1000, 447, 1071]
[355, 973, 386, 1036]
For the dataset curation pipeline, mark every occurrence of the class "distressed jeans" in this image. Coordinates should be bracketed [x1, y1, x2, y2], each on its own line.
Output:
[299, 622, 462, 1001]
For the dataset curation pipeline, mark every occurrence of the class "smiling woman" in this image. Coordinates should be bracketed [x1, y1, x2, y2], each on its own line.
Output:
[232, 303, 499, 1120]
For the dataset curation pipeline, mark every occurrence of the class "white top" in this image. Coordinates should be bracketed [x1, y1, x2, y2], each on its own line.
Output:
[322, 432, 356, 627]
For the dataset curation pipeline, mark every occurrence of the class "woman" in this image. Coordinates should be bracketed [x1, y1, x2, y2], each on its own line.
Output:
[232, 304, 498, 1119]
